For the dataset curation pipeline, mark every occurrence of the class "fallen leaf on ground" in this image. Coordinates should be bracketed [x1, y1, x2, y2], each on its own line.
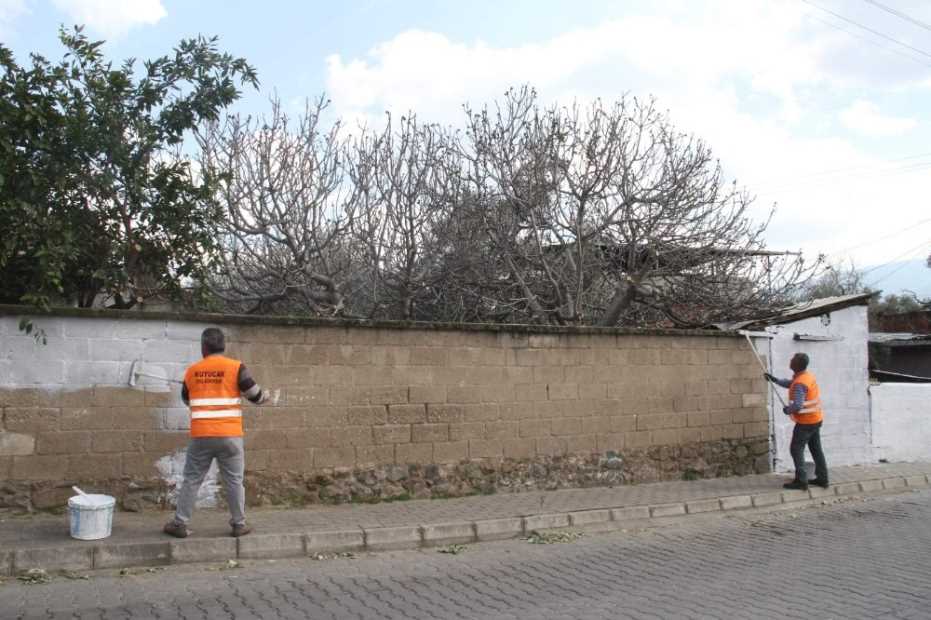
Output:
[437, 544, 468, 555]
[17, 569, 51, 585]
[311, 552, 357, 561]
[524, 530, 583, 544]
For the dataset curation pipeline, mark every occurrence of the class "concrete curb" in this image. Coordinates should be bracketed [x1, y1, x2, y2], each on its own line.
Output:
[3, 473, 928, 577]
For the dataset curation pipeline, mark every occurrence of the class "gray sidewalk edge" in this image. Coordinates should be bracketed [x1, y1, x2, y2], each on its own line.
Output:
[4, 474, 929, 577]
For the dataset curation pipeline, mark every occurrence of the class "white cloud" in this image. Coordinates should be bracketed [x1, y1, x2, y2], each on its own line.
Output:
[52, 0, 166, 38]
[325, 28, 604, 123]
[669, 88, 929, 266]
[325, 2, 827, 125]
[839, 100, 918, 137]
[0, 0, 28, 39]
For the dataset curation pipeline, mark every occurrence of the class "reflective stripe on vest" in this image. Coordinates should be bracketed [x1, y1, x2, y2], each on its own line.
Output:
[184, 355, 244, 438]
[788, 371, 823, 425]
[189, 397, 241, 407]
[799, 398, 821, 414]
[191, 409, 242, 419]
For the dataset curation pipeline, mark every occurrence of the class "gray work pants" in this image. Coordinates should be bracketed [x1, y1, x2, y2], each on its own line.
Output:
[174, 437, 246, 527]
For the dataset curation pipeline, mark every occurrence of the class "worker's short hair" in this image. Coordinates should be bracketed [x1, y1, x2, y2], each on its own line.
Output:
[793, 352, 809, 370]
[201, 327, 225, 354]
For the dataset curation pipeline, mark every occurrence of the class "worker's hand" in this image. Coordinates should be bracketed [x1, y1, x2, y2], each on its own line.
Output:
[256, 390, 271, 405]
[763, 373, 775, 383]
[782, 406, 790, 415]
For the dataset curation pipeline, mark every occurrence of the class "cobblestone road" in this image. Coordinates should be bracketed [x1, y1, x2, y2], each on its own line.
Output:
[3, 489, 931, 619]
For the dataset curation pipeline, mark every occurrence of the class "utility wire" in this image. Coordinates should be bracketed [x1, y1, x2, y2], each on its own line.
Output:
[866, 244, 930, 287]
[867, 260, 920, 288]
[861, 238, 931, 276]
[757, 161, 931, 192]
[755, 161, 931, 196]
[804, 11, 931, 68]
[835, 217, 931, 255]
[802, 0, 931, 61]
[809, 230, 929, 283]
[863, 0, 931, 34]
[753, 151, 931, 187]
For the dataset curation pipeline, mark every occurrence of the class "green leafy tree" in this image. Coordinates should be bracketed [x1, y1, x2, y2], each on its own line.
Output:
[0, 27, 257, 309]
[873, 293, 924, 315]
[801, 261, 931, 325]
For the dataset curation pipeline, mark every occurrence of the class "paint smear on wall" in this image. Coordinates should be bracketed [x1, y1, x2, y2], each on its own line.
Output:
[156, 449, 220, 508]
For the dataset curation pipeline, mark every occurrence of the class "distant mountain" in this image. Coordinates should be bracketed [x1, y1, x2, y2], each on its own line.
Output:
[863, 258, 931, 299]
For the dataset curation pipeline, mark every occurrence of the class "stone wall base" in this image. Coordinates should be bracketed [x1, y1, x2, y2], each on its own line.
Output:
[0, 438, 770, 513]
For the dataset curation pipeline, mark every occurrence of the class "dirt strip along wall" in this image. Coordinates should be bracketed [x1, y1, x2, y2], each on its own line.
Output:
[0, 307, 769, 513]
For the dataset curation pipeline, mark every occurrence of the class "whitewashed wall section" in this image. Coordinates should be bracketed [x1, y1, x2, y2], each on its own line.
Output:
[754, 304, 873, 472]
[0, 315, 219, 505]
[871, 383, 931, 463]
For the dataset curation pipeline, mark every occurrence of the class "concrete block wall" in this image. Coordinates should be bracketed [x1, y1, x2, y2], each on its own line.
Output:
[233, 328, 766, 473]
[0, 308, 767, 503]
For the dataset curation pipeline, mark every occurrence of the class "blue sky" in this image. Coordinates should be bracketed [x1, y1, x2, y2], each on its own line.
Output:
[2, 0, 931, 294]
[1, 0, 636, 117]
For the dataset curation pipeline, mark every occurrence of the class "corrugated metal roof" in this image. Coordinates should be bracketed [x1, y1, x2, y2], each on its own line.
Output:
[869, 332, 931, 346]
[714, 292, 875, 331]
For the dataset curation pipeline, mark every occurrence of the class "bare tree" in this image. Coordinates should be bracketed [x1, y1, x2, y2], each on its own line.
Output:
[198, 97, 356, 315]
[197, 87, 815, 326]
[454, 87, 816, 327]
[454, 87, 565, 323]
[346, 114, 458, 319]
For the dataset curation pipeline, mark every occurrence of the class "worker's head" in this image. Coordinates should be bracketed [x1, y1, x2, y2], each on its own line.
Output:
[790, 352, 809, 373]
[201, 327, 225, 357]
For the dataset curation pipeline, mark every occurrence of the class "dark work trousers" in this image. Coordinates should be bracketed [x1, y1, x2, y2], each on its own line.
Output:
[790, 422, 828, 483]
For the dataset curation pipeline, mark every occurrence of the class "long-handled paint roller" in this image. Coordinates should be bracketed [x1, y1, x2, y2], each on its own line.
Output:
[128, 360, 183, 387]
[737, 330, 787, 408]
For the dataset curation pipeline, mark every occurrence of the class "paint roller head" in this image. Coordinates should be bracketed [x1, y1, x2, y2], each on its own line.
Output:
[737, 329, 773, 338]
[128, 361, 180, 387]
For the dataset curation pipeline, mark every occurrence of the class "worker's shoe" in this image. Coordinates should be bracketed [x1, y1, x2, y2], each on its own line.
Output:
[782, 479, 809, 491]
[809, 478, 830, 489]
[163, 520, 189, 538]
[231, 524, 252, 538]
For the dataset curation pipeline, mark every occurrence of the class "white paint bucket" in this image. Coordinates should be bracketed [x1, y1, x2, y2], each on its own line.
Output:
[68, 493, 116, 540]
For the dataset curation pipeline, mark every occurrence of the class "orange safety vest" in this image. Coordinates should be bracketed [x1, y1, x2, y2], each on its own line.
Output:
[788, 371, 823, 425]
[184, 355, 244, 438]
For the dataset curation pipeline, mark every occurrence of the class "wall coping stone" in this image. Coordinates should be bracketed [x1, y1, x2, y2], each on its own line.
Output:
[0, 304, 739, 339]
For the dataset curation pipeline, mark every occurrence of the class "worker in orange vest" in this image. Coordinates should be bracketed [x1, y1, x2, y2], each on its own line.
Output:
[764, 352, 829, 491]
[163, 327, 269, 538]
